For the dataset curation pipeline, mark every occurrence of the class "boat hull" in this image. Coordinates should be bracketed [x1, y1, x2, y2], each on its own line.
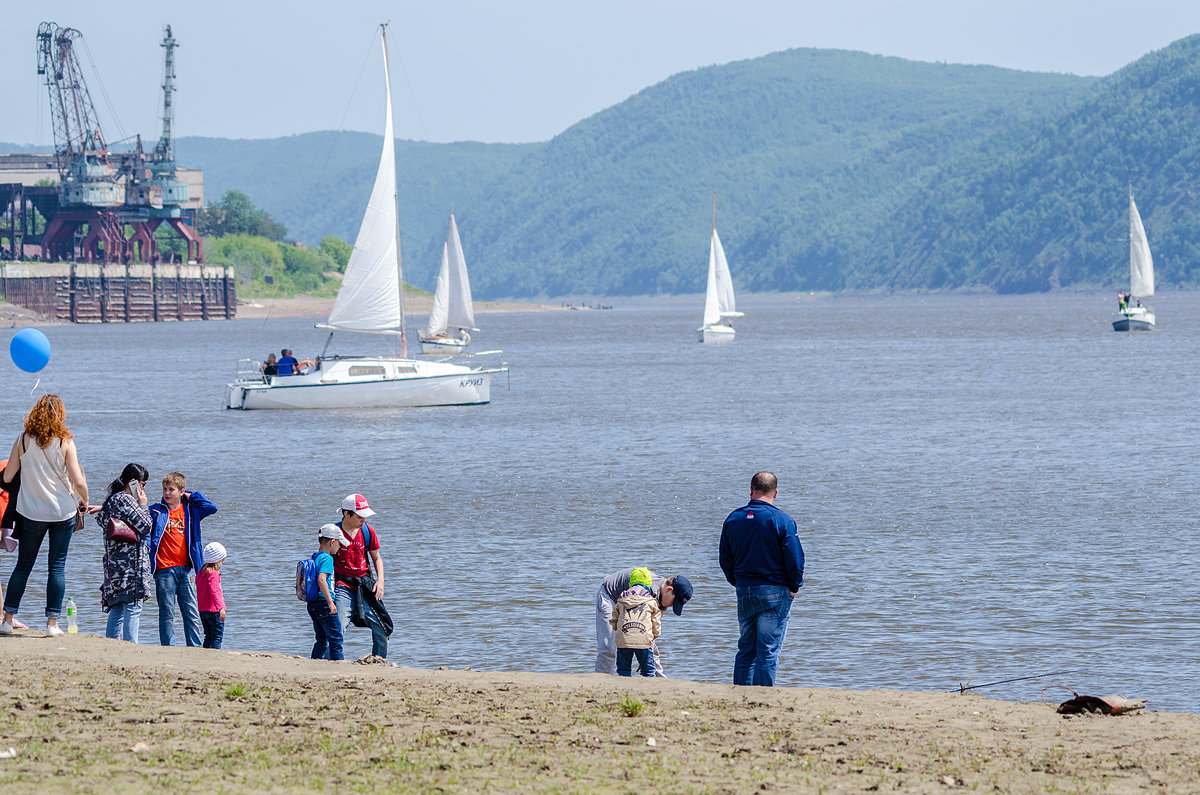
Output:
[226, 358, 504, 410]
[698, 325, 736, 344]
[420, 337, 468, 355]
[1112, 308, 1155, 332]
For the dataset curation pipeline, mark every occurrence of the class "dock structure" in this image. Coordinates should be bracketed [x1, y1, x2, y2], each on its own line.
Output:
[1, 261, 236, 323]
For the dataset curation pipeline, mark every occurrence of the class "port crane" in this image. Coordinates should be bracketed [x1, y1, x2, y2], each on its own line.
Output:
[36, 21, 202, 264]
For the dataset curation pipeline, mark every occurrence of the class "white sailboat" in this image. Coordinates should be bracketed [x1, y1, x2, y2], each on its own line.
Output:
[420, 213, 478, 354]
[697, 195, 743, 343]
[225, 25, 506, 410]
[1112, 186, 1156, 332]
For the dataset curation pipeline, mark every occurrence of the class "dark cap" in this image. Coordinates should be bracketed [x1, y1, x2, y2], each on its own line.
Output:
[671, 575, 693, 616]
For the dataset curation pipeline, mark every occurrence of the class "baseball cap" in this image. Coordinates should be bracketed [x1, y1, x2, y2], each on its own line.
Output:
[670, 575, 693, 616]
[340, 493, 376, 518]
[202, 542, 227, 565]
[318, 523, 352, 545]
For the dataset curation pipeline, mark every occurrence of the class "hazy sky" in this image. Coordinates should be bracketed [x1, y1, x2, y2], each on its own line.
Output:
[4, 1, 1199, 147]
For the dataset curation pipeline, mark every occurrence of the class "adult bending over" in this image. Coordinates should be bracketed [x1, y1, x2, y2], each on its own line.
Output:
[0, 394, 88, 637]
[719, 471, 805, 686]
[95, 464, 154, 642]
[594, 568, 692, 676]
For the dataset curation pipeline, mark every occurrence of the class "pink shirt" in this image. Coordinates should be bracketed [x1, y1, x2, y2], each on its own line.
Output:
[196, 568, 226, 613]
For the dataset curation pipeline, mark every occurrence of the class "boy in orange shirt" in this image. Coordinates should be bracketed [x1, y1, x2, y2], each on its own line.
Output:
[147, 472, 217, 647]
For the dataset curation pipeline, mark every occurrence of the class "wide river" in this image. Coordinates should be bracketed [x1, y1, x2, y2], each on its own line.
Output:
[2, 292, 1197, 711]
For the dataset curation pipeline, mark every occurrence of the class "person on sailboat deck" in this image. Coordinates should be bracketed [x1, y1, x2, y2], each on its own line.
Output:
[277, 349, 299, 376]
[261, 353, 278, 377]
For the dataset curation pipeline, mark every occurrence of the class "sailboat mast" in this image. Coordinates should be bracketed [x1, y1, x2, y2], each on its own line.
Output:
[712, 190, 717, 233]
[380, 23, 407, 355]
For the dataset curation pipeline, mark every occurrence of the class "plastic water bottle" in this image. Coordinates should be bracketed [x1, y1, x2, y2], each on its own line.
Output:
[65, 597, 78, 634]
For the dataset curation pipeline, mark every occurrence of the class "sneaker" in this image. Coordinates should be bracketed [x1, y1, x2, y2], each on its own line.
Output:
[45, 625, 64, 637]
[0, 620, 12, 635]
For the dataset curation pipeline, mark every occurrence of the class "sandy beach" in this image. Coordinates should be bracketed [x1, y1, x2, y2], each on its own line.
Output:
[234, 292, 559, 320]
[0, 633, 1196, 793]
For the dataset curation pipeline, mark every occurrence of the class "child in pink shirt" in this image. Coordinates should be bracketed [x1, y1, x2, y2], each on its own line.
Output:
[197, 542, 227, 649]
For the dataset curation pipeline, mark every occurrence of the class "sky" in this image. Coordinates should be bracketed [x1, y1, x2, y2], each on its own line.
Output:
[3, 1, 1200, 148]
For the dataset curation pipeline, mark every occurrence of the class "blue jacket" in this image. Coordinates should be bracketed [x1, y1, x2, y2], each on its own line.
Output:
[719, 499, 805, 592]
[147, 491, 217, 572]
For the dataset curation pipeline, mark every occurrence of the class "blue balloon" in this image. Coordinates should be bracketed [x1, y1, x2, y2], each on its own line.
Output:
[10, 328, 51, 373]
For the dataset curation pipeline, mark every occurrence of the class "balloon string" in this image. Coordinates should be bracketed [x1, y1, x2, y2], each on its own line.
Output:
[30, 378, 40, 395]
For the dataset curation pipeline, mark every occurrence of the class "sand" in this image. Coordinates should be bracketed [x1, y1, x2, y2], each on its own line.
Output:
[234, 293, 559, 320]
[0, 633, 1196, 793]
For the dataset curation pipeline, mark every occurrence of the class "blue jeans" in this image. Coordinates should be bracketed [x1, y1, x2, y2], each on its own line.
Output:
[333, 584, 387, 658]
[3, 515, 74, 618]
[734, 584, 794, 686]
[105, 600, 143, 642]
[617, 647, 656, 677]
[200, 611, 224, 649]
[308, 600, 343, 660]
[154, 566, 202, 647]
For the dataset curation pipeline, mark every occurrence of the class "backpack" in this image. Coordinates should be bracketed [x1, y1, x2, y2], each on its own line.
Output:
[295, 553, 323, 602]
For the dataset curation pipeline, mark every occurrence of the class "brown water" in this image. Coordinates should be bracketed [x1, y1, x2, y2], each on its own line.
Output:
[2, 291, 1197, 711]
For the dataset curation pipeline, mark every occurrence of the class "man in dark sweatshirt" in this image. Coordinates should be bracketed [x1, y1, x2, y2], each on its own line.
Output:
[719, 471, 805, 686]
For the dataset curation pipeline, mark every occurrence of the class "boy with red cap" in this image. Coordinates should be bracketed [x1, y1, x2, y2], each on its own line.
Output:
[331, 493, 392, 659]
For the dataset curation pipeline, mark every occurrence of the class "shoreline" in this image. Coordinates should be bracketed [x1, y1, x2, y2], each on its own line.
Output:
[1, 633, 1197, 792]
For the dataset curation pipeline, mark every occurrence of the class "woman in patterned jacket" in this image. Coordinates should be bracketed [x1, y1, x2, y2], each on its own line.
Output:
[95, 463, 154, 642]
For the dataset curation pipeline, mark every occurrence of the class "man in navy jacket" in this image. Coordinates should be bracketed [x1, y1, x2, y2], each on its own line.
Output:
[719, 471, 804, 686]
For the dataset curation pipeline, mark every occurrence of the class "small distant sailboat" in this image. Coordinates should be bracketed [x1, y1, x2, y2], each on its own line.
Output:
[420, 213, 478, 354]
[697, 194, 743, 344]
[1112, 186, 1156, 332]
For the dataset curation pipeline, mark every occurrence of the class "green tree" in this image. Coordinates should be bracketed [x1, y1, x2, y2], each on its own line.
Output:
[195, 190, 288, 241]
[319, 235, 352, 271]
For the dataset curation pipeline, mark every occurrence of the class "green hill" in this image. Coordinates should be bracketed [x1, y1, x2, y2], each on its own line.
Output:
[25, 38, 1200, 299]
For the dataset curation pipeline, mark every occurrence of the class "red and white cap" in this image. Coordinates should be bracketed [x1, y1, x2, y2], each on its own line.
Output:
[340, 493, 376, 518]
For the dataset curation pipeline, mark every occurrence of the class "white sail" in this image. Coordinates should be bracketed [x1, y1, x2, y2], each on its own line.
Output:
[445, 214, 476, 331]
[426, 241, 451, 337]
[712, 228, 740, 319]
[323, 31, 403, 335]
[424, 214, 476, 338]
[1130, 193, 1154, 297]
[701, 229, 722, 327]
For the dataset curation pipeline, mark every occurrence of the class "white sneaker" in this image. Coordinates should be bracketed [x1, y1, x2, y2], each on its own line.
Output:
[45, 625, 64, 637]
[0, 620, 12, 635]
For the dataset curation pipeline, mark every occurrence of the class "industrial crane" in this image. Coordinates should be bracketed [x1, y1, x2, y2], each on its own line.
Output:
[35, 21, 201, 264]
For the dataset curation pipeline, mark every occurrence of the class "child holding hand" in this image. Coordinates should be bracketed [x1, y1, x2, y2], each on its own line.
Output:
[197, 542, 227, 649]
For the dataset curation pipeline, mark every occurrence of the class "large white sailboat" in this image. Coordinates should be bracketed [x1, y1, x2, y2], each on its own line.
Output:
[1112, 186, 1156, 332]
[420, 213, 478, 354]
[697, 196, 743, 343]
[225, 26, 506, 410]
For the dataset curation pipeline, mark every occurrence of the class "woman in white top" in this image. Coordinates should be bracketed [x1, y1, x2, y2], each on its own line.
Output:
[0, 395, 88, 637]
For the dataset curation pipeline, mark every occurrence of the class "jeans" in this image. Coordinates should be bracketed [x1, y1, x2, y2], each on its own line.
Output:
[332, 584, 387, 658]
[105, 600, 142, 642]
[154, 566, 202, 647]
[3, 515, 74, 618]
[594, 587, 664, 676]
[617, 647, 655, 677]
[308, 600, 343, 660]
[734, 584, 794, 686]
[200, 611, 224, 649]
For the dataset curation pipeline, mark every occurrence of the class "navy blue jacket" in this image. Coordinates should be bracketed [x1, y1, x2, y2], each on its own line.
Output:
[719, 499, 804, 592]
[148, 491, 217, 572]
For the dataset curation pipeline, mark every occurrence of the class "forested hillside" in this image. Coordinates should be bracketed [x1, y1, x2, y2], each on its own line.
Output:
[20, 38, 1200, 298]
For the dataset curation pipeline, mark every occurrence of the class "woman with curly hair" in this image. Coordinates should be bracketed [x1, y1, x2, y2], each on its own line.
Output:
[0, 394, 89, 636]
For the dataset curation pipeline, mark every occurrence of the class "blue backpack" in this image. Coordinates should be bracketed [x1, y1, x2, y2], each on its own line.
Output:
[295, 553, 324, 602]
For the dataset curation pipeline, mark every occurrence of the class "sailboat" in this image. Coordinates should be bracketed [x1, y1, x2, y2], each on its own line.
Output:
[697, 195, 743, 343]
[225, 25, 506, 410]
[420, 213, 478, 354]
[1112, 186, 1156, 332]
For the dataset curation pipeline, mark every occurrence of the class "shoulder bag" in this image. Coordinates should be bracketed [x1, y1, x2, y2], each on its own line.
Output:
[104, 494, 139, 544]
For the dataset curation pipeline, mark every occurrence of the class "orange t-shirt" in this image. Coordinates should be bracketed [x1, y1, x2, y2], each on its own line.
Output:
[156, 504, 189, 569]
